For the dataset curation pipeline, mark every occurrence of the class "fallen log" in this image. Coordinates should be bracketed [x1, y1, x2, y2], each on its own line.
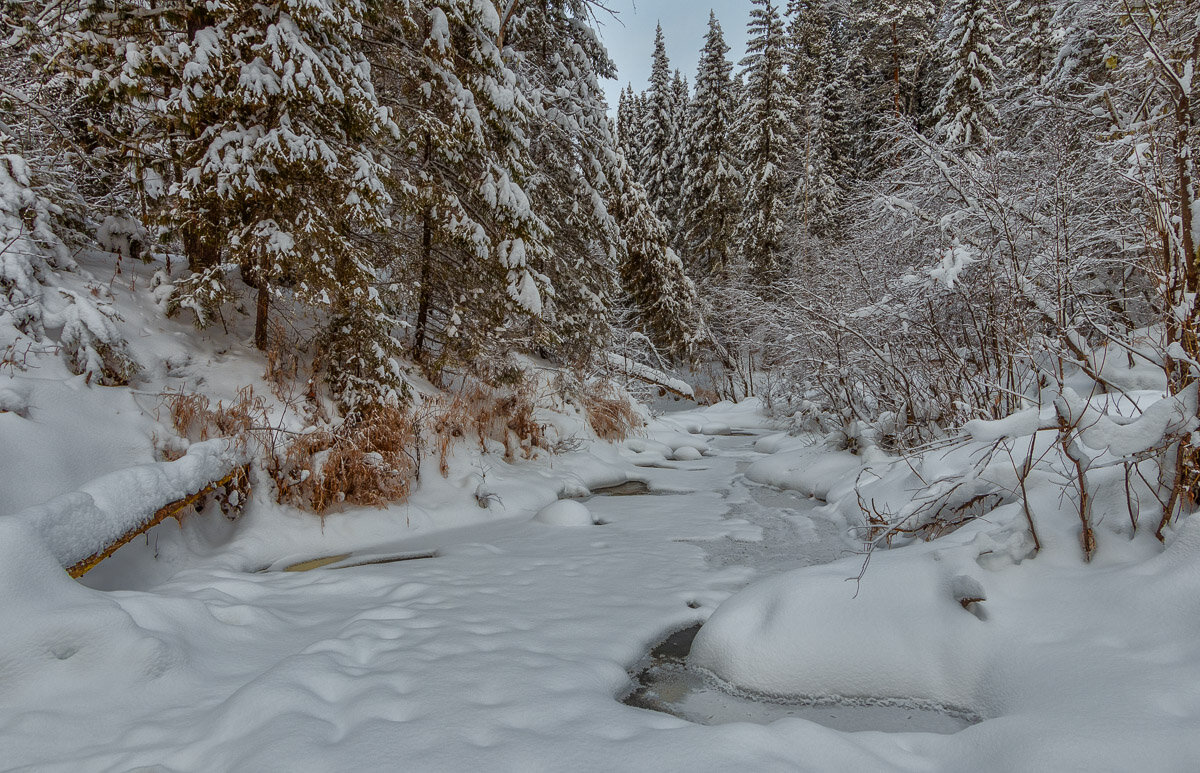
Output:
[66, 465, 249, 578]
[605, 352, 695, 400]
[8, 438, 251, 576]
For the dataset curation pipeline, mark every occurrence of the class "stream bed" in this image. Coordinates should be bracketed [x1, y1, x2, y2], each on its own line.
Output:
[622, 624, 981, 733]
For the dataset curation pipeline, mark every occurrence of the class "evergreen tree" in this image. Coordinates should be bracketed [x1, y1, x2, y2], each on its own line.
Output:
[785, 0, 830, 105]
[934, 0, 1004, 149]
[505, 0, 626, 364]
[65, 0, 403, 408]
[665, 68, 691, 248]
[638, 24, 682, 235]
[367, 0, 550, 375]
[802, 41, 852, 239]
[680, 12, 742, 275]
[853, 0, 938, 120]
[736, 0, 798, 284]
[617, 84, 643, 175]
[612, 156, 706, 358]
[1005, 0, 1055, 86]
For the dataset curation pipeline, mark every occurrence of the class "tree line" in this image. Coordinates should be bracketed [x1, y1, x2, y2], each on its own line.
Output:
[1, 0, 704, 412]
[625, 0, 1197, 533]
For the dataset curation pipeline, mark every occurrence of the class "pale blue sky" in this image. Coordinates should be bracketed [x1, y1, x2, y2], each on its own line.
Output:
[595, 1, 752, 109]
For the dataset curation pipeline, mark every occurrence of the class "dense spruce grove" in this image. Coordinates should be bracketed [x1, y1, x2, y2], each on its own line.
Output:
[2, 0, 1199, 530]
[1, 0, 704, 414]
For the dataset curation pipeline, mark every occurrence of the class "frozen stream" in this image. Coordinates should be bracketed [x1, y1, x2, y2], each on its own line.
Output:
[613, 434, 979, 733]
[7, 424, 969, 771]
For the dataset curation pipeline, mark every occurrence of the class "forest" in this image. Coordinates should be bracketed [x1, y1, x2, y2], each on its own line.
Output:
[2, 0, 1200, 769]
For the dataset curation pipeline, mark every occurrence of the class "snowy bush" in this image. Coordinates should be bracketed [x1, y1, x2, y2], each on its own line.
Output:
[0, 145, 138, 385]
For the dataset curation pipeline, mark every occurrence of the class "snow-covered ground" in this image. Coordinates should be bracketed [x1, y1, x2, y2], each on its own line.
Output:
[5, 373, 1200, 770]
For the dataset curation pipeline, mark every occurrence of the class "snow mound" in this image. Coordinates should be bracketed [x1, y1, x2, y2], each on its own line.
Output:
[745, 444, 869, 501]
[533, 500, 594, 527]
[0, 520, 177, 702]
[672, 446, 703, 461]
[688, 543, 993, 714]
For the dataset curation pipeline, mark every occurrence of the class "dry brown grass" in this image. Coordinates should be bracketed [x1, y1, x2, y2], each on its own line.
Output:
[159, 374, 568, 518]
[164, 388, 418, 515]
[271, 405, 418, 514]
[692, 387, 720, 406]
[428, 382, 548, 474]
[263, 320, 315, 401]
[163, 386, 263, 450]
[580, 381, 643, 441]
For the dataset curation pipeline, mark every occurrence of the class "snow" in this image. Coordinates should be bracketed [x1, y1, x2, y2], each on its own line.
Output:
[928, 240, 976, 289]
[9, 438, 248, 568]
[5, 376, 1200, 771]
[690, 507, 1200, 770]
[4, 257, 1200, 770]
[744, 438, 872, 502]
[605, 351, 696, 398]
[963, 407, 1043, 441]
[533, 499, 594, 527]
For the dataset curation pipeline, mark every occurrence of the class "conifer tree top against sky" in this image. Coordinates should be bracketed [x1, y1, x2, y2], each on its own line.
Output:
[598, 0, 750, 107]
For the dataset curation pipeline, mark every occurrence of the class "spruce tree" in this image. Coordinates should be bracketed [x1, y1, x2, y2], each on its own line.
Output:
[639, 24, 682, 236]
[365, 1, 551, 376]
[853, 0, 938, 119]
[65, 0, 403, 408]
[665, 68, 691, 248]
[680, 12, 742, 275]
[802, 41, 852, 240]
[504, 0, 626, 364]
[934, 0, 1004, 149]
[785, 0, 829, 106]
[617, 84, 642, 175]
[612, 156, 706, 358]
[1005, 0, 1055, 86]
[736, 0, 798, 284]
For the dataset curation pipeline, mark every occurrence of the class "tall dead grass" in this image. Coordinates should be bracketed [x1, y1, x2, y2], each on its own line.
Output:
[429, 383, 546, 475]
[159, 373, 638, 518]
[579, 381, 643, 441]
[270, 406, 418, 513]
[163, 386, 263, 454]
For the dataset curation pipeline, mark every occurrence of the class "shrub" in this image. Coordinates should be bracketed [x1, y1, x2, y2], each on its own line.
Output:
[580, 381, 643, 441]
[271, 405, 418, 514]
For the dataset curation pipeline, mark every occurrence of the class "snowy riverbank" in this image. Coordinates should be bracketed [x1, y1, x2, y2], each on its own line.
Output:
[4, 400, 1200, 771]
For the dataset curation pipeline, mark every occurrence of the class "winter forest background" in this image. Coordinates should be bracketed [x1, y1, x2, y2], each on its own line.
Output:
[5, 0, 1197, 539]
[3, 0, 1200, 767]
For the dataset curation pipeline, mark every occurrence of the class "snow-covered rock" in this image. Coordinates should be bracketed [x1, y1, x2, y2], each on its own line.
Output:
[533, 499, 594, 527]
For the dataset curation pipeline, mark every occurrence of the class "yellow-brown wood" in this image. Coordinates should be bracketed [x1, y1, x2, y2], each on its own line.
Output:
[282, 553, 353, 572]
[66, 466, 249, 578]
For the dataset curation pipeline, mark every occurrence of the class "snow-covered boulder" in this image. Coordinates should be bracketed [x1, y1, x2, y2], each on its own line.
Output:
[533, 500, 594, 527]
[688, 544, 990, 711]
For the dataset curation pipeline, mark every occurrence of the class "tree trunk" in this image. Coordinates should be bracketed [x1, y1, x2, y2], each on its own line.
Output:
[411, 206, 434, 361]
[254, 254, 269, 351]
[1159, 39, 1200, 537]
[182, 224, 220, 273]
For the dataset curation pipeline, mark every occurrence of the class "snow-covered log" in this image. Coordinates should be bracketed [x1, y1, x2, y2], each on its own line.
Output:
[6, 440, 250, 576]
[605, 351, 695, 399]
